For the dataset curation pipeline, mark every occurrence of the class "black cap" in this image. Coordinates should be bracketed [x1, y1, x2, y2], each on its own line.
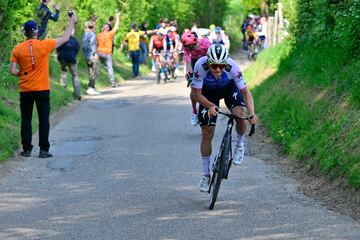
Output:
[24, 20, 38, 32]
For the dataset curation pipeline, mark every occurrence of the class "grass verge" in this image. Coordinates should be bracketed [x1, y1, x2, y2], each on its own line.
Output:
[245, 41, 360, 188]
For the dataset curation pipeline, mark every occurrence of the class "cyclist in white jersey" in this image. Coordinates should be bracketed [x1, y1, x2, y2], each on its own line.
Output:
[191, 43, 258, 192]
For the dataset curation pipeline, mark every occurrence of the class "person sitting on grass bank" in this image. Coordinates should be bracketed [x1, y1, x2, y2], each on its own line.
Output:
[9, 14, 78, 158]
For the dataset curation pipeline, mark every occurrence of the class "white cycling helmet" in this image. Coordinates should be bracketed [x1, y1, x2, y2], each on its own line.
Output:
[207, 43, 228, 64]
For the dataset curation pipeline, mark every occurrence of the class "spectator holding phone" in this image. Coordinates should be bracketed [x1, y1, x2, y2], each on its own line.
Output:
[9, 14, 77, 158]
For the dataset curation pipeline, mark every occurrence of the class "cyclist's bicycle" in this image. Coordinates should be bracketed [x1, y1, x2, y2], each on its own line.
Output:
[152, 52, 168, 84]
[247, 40, 258, 61]
[208, 110, 255, 210]
[167, 52, 177, 80]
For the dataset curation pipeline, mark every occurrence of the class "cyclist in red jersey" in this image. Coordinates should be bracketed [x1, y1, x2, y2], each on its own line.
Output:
[181, 31, 211, 126]
[149, 30, 167, 79]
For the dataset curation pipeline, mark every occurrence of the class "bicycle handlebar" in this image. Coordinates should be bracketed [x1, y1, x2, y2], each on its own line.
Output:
[150, 52, 170, 56]
[217, 111, 256, 136]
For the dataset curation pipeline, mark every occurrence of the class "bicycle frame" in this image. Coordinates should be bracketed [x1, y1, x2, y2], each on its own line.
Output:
[152, 52, 167, 83]
[166, 53, 178, 80]
[208, 110, 255, 209]
[211, 112, 236, 181]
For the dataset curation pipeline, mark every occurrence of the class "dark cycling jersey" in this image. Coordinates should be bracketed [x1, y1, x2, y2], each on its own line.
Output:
[165, 34, 173, 51]
[169, 32, 179, 47]
[192, 56, 247, 126]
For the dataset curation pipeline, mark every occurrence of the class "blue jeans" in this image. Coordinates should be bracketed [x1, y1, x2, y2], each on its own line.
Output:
[139, 42, 148, 64]
[130, 50, 141, 77]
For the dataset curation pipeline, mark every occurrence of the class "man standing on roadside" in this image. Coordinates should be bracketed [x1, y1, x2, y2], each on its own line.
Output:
[124, 23, 145, 78]
[9, 14, 78, 158]
[36, 0, 60, 40]
[83, 20, 100, 95]
[96, 11, 120, 88]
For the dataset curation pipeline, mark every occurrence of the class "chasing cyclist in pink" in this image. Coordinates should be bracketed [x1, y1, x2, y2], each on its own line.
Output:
[181, 31, 211, 126]
[183, 38, 211, 64]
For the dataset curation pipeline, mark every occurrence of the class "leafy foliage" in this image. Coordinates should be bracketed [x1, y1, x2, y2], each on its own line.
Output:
[0, 0, 233, 59]
[247, 0, 360, 188]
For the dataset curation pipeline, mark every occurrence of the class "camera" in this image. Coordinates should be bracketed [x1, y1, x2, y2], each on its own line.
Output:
[68, 10, 76, 18]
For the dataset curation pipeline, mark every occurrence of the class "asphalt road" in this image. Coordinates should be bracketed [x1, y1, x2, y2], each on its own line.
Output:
[1, 55, 360, 240]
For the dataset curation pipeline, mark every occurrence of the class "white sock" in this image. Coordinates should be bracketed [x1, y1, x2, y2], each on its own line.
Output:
[202, 156, 211, 176]
[237, 134, 245, 147]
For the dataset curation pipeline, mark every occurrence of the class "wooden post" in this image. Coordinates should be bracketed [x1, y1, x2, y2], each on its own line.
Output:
[278, 2, 284, 42]
[268, 16, 274, 47]
[273, 10, 279, 46]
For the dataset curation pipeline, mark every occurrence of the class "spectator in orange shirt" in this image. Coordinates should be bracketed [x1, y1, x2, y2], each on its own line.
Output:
[96, 11, 120, 87]
[9, 15, 77, 158]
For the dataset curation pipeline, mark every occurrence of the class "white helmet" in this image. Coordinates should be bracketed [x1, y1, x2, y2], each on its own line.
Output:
[207, 43, 228, 64]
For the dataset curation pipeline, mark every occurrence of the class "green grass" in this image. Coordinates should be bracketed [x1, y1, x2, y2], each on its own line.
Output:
[0, 51, 149, 162]
[246, 41, 360, 188]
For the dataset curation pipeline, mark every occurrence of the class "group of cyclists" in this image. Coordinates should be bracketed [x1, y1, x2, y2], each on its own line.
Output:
[148, 22, 181, 81]
[146, 20, 232, 83]
[241, 14, 269, 60]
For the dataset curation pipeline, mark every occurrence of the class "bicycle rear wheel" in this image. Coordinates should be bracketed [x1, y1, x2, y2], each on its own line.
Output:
[164, 67, 168, 83]
[209, 133, 231, 209]
[156, 64, 161, 84]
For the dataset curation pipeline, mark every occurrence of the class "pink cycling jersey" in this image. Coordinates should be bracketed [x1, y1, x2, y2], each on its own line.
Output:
[183, 38, 211, 63]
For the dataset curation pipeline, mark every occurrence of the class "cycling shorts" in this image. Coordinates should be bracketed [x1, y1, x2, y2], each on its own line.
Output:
[247, 40, 255, 45]
[154, 48, 163, 54]
[198, 81, 246, 127]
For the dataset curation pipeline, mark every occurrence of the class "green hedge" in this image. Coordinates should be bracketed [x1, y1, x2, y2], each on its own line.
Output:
[246, 0, 360, 188]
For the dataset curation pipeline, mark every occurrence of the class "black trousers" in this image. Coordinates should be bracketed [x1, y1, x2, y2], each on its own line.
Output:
[20, 90, 50, 152]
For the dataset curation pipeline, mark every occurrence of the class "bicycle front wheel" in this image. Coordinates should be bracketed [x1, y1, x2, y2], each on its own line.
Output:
[209, 133, 231, 210]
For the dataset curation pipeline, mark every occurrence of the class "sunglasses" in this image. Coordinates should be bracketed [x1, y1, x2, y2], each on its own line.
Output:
[209, 63, 226, 70]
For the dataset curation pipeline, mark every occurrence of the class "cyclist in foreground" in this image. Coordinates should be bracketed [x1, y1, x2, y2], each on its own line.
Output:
[190, 43, 258, 192]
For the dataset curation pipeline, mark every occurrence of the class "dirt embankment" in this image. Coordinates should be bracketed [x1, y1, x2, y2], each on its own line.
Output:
[249, 125, 360, 222]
